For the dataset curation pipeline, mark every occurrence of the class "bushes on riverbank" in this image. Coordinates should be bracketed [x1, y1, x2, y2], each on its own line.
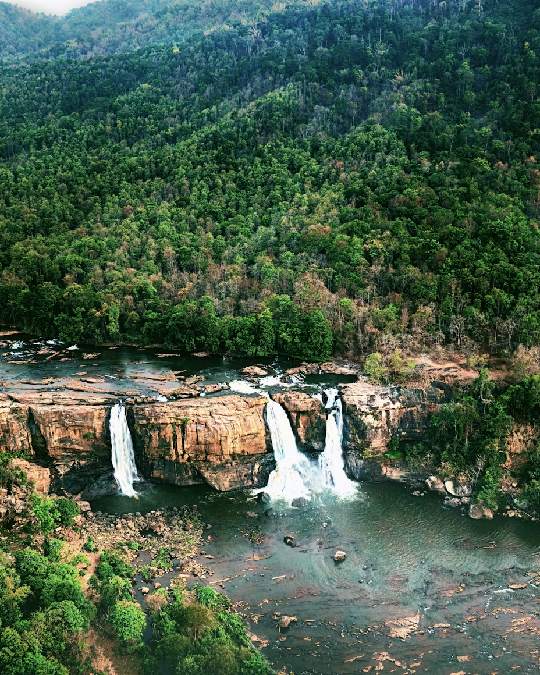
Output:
[0, 459, 273, 675]
[395, 372, 540, 514]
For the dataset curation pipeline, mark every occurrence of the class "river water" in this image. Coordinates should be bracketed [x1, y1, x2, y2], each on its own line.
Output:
[3, 339, 540, 673]
[95, 483, 540, 674]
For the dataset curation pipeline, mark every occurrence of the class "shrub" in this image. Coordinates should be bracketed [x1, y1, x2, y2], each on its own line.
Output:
[108, 600, 146, 652]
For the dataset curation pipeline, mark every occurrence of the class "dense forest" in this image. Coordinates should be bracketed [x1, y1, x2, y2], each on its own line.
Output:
[0, 0, 539, 362]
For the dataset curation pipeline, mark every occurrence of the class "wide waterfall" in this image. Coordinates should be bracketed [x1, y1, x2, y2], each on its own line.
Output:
[318, 388, 357, 497]
[260, 399, 315, 503]
[110, 402, 139, 497]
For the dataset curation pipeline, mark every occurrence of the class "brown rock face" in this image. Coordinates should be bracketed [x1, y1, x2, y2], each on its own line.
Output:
[272, 391, 325, 453]
[341, 380, 446, 479]
[30, 404, 110, 461]
[0, 397, 32, 454]
[131, 395, 273, 490]
[11, 458, 51, 494]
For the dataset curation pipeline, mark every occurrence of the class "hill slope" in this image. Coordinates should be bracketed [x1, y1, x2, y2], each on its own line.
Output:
[0, 0, 538, 360]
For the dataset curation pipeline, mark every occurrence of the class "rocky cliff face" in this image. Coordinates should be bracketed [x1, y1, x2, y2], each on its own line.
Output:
[0, 390, 274, 494]
[271, 391, 325, 453]
[340, 380, 446, 480]
[131, 395, 273, 491]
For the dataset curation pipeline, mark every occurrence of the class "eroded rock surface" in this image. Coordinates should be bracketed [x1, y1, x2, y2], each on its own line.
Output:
[272, 391, 325, 453]
[340, 380, 445, 479]
[132, 395, 273, 490]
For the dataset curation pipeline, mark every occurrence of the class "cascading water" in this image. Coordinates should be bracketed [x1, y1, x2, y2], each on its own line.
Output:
[318, 388, 357, 497]
[260, 399, 315, 503]
[110, 402, 139, 497]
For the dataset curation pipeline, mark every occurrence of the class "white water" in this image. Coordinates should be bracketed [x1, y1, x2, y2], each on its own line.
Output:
[110, 402, 139, 497]
[317, 388, 357, 497]
[260, 399, 316, 503]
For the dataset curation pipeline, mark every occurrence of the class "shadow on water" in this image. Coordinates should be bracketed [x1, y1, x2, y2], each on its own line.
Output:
[94, 481, 540, 674]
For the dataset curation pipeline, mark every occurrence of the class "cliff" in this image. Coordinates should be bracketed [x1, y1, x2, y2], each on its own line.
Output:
[0, 390, 273, 494]
[131, 395, 273, 490]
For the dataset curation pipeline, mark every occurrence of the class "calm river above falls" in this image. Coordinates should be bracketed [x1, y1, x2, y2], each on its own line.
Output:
[95, 482, 540, 675]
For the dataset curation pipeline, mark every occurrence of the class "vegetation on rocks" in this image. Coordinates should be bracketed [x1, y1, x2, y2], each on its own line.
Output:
[0, 456, 272, 674]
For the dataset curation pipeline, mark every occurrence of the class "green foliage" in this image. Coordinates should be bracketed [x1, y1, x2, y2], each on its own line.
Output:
[30, 496, 80, 534]
[0, 455, 27, 492]
[145, 586, 273, 675]
[0, 0, 537, 362]
[0, 543, 93, 674]
[363, 353, 388, 383]
[94, 550, 134, 584]
[108, 600, 147, 652]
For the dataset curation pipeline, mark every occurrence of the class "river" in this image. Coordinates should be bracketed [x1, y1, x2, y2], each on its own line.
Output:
[3, 338, 540, 673]
[94, 482, 540, 674]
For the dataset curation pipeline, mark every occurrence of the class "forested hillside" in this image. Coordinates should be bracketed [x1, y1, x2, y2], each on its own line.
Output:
[0, 0, 539, 361]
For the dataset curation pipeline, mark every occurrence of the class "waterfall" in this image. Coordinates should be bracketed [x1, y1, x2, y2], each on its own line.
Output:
[110, 402, 139, 497]
[260, 399, 315, 503]
[318, 388, 357, 497]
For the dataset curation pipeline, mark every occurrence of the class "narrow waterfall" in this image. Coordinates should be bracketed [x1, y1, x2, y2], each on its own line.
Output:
[110, 402, 139, 497]
[260, 399, 315, 502]
[318, 388, 357, 497]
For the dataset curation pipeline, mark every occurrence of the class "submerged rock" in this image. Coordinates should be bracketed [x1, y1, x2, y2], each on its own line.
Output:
[277, 615, 297, 630]
[283, 535, 296, 547]
[291, 497, 309, 508]
[333, 550, 347, 562]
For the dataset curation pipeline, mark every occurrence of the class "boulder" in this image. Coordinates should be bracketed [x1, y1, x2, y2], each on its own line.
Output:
[278, 615, 297, 630]
[444, 479, 472, 498]
[333, 550, 347, 562]
[283, 535, 296, 547]
[426, 475, 446, 494]
[291, 496, 309, 508]
[241, 366, 269, 378]
[469, 503, 494, 520]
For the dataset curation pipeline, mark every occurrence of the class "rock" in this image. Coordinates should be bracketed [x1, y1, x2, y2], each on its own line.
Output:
[278, 615, 297, 630]
[444, 479, 472, 497]
[426, 475, 446, 494]
[257, 492, 271, 504]
[469, 503, 494, 520]
[333, 550, 347, 562]
[385, 613, 420, 639]
[291, 496, 309, 508]
[319, 362, 359, 376]
[272, 391, 326, 453]
[132, 395, 273, 491]
[241, 366, 269, 378]
[283, 535, 296, 547]
[341, 380, 446, 477]
[76, 499, 92, 512]
[141, 587, 150, 594]
[11, 458, 51, 494]
[508, 582, 527, 590]
[445, 497, 462, 508]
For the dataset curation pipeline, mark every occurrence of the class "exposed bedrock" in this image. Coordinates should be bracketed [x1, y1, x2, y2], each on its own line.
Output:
[0, 392, 274, 493]
[340, 380, 447, 480]
[271, 391, 326, 453]
[131, 395, 273, 491]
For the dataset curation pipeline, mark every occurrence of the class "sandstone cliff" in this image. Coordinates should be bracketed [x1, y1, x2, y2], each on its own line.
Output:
[272, 391, 325, 453]
[131, 395, 273, 490]
[340, 380, 446, 480]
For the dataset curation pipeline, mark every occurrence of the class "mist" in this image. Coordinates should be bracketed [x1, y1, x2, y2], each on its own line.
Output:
[8, 0, 95, 15]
